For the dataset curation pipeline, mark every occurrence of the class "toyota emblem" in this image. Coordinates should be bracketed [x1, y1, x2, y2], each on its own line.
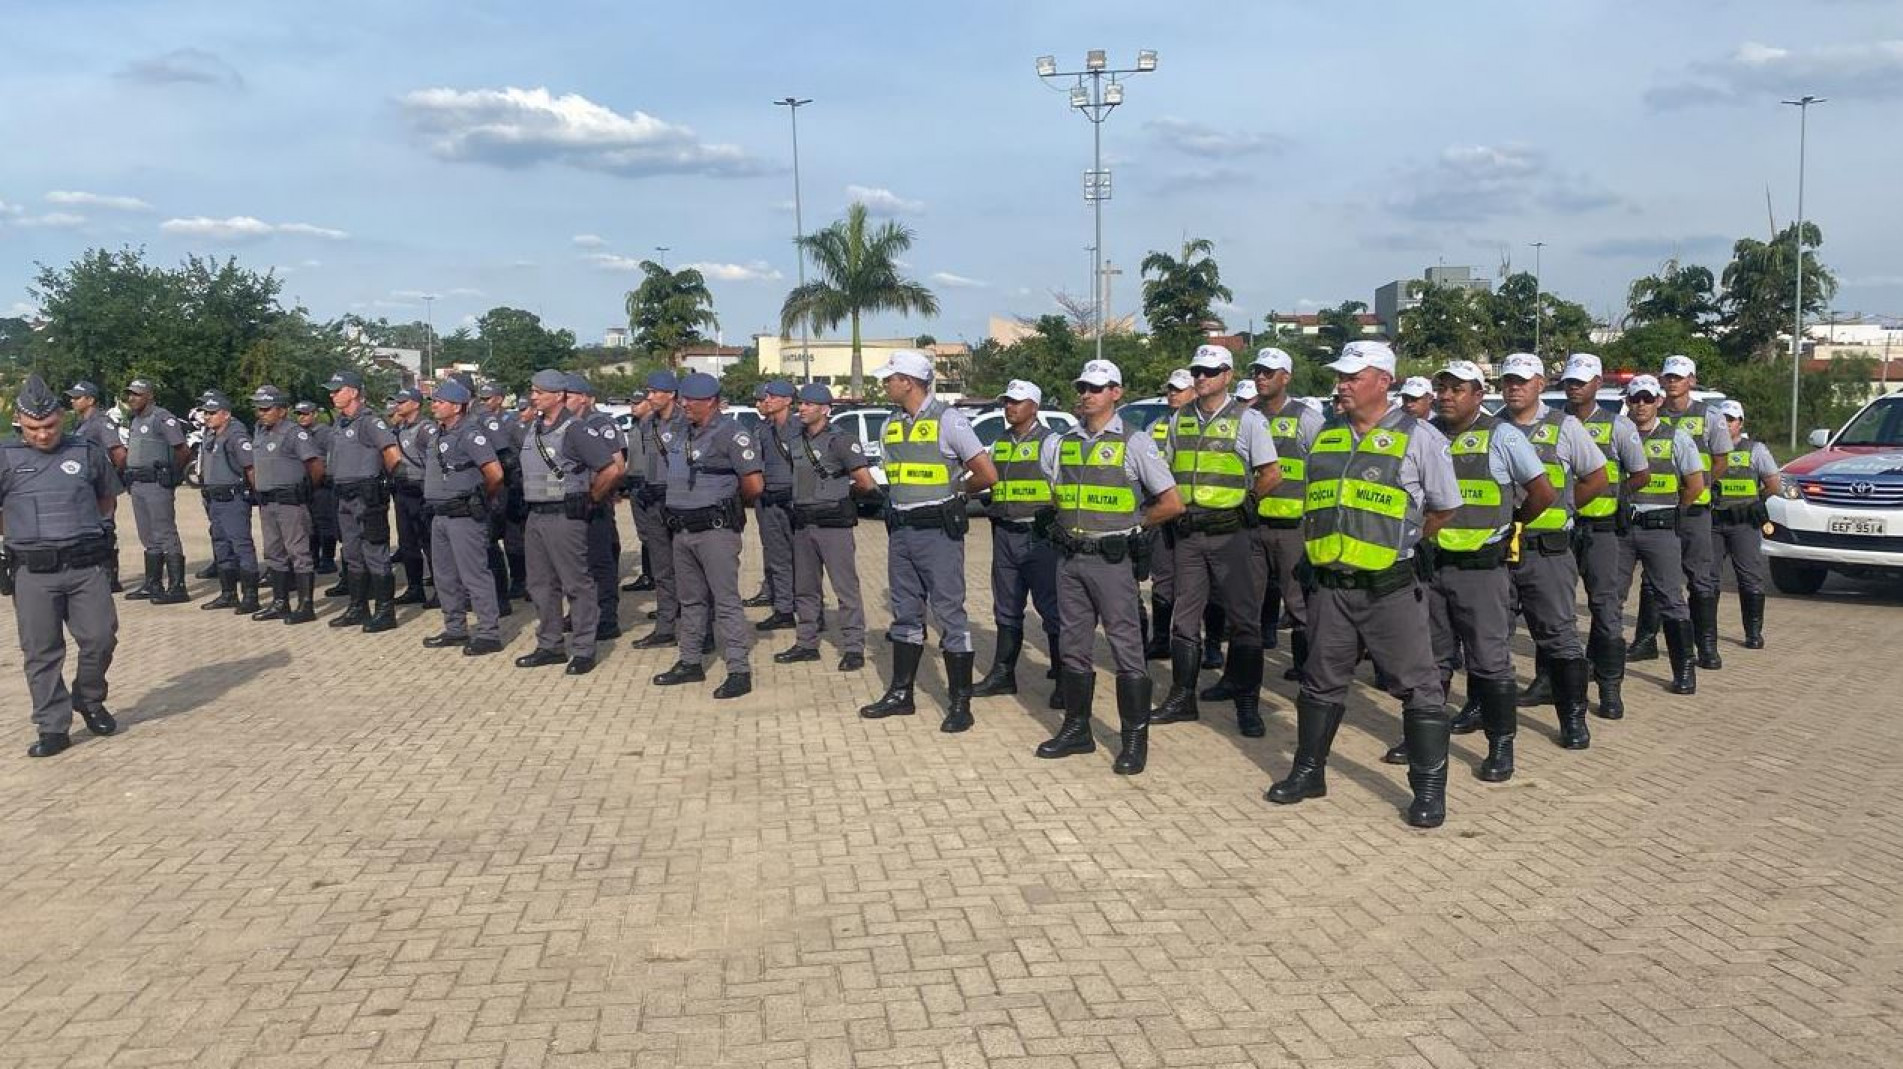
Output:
[1852, 481, 1875, 496]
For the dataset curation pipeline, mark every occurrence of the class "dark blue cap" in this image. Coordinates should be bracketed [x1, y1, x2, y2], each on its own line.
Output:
[564, 373, 596, 396]
[645, 370, 679, 393]
[432, 378, 473, 405]
[392, 387, 423, 404]
[200, 395, 230, 413]
[325, 370, 364, 391]
[15, 375, 61, 419]
[764, 380, 796, 398]
[125, 378, 155, 395]
[250, 385, 289, 408]
[65, 381, 101, 399]
[680, 372, 720, 400]
[530, 368, 570, 392]
[797, 383, 834, 405]
[293, 401, 318, 415]
[477, 383, 505, 399]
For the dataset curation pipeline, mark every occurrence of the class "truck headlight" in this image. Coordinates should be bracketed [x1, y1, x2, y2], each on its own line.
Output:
[1777, 477, 1804, 500]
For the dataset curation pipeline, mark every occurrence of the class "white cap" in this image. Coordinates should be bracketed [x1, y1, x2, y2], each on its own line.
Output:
[1661, 354, 1697, 379]
[1233, 379, 1258, 401]
[1718, 399, 1744, 420]
[1626, 374, 1663, 398]
[1249, 347, 1293, 373]
[1434, 359, 1487, 384]
[1073, 359, 1121, 387]
[1165, 368, 1194, 391]
[1000, 379, 1043, 405]
[1498, 353, 1545, 380]
[871, 348, 934, 382]
[1561, 353, 1603, 383]
[1190, 344, 1233, 371]
[1399, 376, 1433, 398]
[1326, 340, 1398, 376]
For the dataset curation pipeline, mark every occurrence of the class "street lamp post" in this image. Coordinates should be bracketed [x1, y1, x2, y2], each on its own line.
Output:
[421, 293, 436, 379]
[1529, 241, 1545, 358]
[774, 96, 814, 383]
[653, 246, 670, 269]
[1782, 95, 1825, 449]
[1037, 49, 1157, 362]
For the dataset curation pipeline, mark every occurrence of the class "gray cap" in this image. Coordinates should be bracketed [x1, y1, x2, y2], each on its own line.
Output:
[764, 380, 796, 399]
[797, 383, 834, 405]
[432, 378, 473, 405]
[680, 372, 721, 400]
[753, 383, 769, 401]
[14, 375, 61, 419]
[325, 369, 364, 391]
[200, 395, 230, 413]
[124, 378, 155, 395]
[645, 370, 679, 393]
[530, 368, 570, 392]
[293, 401, 318, 415]
[392, 387, 423, 404]
[250, 385, 289, 408]
[65, 381, 101, 400]
[563, 373, 595, 396]
[477, 383, 505, 399]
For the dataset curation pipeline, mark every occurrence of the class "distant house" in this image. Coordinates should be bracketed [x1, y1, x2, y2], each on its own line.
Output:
[755, 335, 972, 392]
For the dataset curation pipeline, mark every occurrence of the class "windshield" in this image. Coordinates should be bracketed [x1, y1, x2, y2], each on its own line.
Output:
[1117, 402, 1171, 432]
[1834, 396, 1903, 447]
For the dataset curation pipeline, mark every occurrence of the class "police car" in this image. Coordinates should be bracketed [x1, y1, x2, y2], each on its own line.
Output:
[1764, 392, 1903, 594]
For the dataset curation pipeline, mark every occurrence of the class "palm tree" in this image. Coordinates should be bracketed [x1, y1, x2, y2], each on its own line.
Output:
[780, 202, 939, 396]
[1140, 238, 1233, 350]
[625, 262, 718, 367]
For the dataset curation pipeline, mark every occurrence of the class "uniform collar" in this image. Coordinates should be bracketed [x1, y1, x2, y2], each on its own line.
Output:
[1076, 414, 1126, 440]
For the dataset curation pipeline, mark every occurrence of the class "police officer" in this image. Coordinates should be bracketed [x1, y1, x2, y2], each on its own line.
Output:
[772, 383, 876, 671]
[514, 369, 625, 674]
[619, 392, 657, 593]
[419, 378, 506, 655]
[563, 375, 624, 639]
[1620, 375, 1707, 695]
[1712, 400, 1779, 650]
[652, 373, 764, 699]
[630, 371, 687, 648]
[323, 370, 403, 632]
[1398, 377, 1435, 420]
[2, 377, 122, 757]
[478, 383, 530, 604]
[296, 402, 340, 576]
[749, 381, 800, 631]
[195, 393, 260, 613]
[1144, 367, 1197, 661]
[972, 380, 1063, 706]
[1497, 353, 1608, 751]
[1035, 359, 1183, 774]
[119, 378, 192, 603]
[1265, 342, 1462, 828]
[1560, 354, 1651, 719]
[1246, 348, 1324, 682]
[64, 382, 127, 592]
[858, 350, 997, 731]
[1653, 354, 1731, 671]
[249, 386, 324, 624]
[1381, 360, 1554, 784]
[1151, 344, 1282, 738]
[388, 387, 434, 605]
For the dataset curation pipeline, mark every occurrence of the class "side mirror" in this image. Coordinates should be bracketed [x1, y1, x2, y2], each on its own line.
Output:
[1807, 428, 1831, 449]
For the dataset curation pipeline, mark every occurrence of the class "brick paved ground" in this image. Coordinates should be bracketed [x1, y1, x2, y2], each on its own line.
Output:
[2, 498, 1900, 1068]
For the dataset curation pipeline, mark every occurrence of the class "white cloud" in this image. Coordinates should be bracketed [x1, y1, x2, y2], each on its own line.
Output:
[1386, 144, 1620, 223]
[846, 184, 925, 216]
[1153, 166, 1255, 195]
[160, 216, 350, 240]
[1145, 117, 1286, 159]
[116, 48, 243, 90]
[13, 211, 86, 228]
[389, 289, 436, 300]
[1647, 40, 1903, 109]
[445, 287, 484, 297]
[686, 260, 782, 282]
[584, 252, 647, 271]
[399, 86, 769, 178]
[46, 191, 152, 212]
[510, 259, 537, 269]
[7, 301, 40, 318]
[929, 271, 986, 289]
[572, 233, 606, 248]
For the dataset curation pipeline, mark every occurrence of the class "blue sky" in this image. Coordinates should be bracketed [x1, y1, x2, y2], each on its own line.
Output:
[5, 0, 1901, 350]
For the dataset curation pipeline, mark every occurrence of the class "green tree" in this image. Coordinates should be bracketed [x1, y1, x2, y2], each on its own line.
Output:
[780, 201, 940, 397]
[1140, 237, 1233, 358]
[1315, 300, 1367, 353]
[714, 347, 773, 403]
[1719, 222, 1837, 361]
[1397, 280, 1488, 363]
[474, 307, 576, 392]
[1626, 258, 1719, 330]
[625, 262, 718, 364]
[0, 316, 33, 365]
[1600, 320, 1722, 376]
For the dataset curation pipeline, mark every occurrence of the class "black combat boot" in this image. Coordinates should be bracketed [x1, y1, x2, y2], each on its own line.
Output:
[363, 574, 399, 633]
[1261, 584, 1281, 652]
[507, 550, 527, 600]
[1553, 656, 1592, 750]
[1113, 673, 1152, 775]
[971, 625, 1022, 698]
[1627, 585, 1660, 661]
[106, 551, 123, 593]
[1516, 650, 1554, 707]
[1592, 635, 1626, 720]
[1474, 676, 1518, 782]
[1143, 596, 1173, 661]
[285, 572, 316, 624]
[1282, 628, 1308, 682]
[150, 554, 190, 604]
[859, 641, 923, 719]
[1741, 589, 1766, 649]
[1200, 645, 1244, 702]
[1149, 639, 1202, 724]
[1665, 617, 1697, 695]
[714, 671, 752, 699]
[652, 661, 707, 685]
[395, 561, 427, 604]
[253, 571, 290, 620]
[743, 584, 773, 608]
[1691, 592, 1723, 670]
[76, 701, 117, 736]
[1231, 645, 1266, 738]
[235, 570, 261, 614]
[195, 559, 218, 580]
[330, 569, 369, 627]
[940, 650, 975, 733]
[202, 567, 239, 610]
[325, 564, 351, 598]
[314, 536, 337, 573]
[1266, 696, 1345, 804]
[28, 733, 71, 758]
[1045, 638, 1064, 709]
[126, 552, 162, 600]
[1448, 672, 1483, 734]
[1403, 706, 1451, 828]
[1037, 669, 1096, 759]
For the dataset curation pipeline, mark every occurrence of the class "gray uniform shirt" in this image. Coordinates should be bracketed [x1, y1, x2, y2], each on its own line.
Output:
[123, 405, 186, 472]
[422, 418, 499, 502]
[887, 395, 986, 511]
[393, 417, 432, 484]
[792, 419, 869, 505]
[0, 436, 118, 546]
[665, 416, 763, 510]
[253, 418, 322, 491]
[1036, 414, 1177, 511]
[522, 408, 620, 500]
[639, 409, 687, 485]
[1631, 425, 1707, 513]
[328, 411, 397, 482]
[200, 422, 254, 487]
[75, 411, 122, 458]
[760, 414, 797, 492]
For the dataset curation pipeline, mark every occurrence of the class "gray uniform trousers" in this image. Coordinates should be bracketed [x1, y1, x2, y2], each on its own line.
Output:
[1678, 508, 1720, 598]
[1057, 551, 1143, 675]
[989, 523, 1060, 641]
[430, 514, 501, 641]
[1574, 523, 1626, 651]
[206, 494, 258, 571]
[1304, 580, 1443, 710]
[311, 484, 338, 540]
[526, 511, 598, 658]
[756, 500, 796, 613]
[793, 525, 865, 653]
[586, 510, 620, 628]
[129, 482, 182, 555]
[1617, 525, 1691, 622]
[1429, 564, 1515, 682]
[675, 527, 750, 672]
[1169, 527, 1266, 648]
[1253, 523, 1308, 630]
[1149, 529, 1176, 601]
[886, 524, 972, 653]
[1712, 513, 1767, 595]
[632, 496, 678, 633]
[258, 502, 315, 573]
[338, 495, 393, 577]
[12, 564, 117, 734]
[1509, 542, 1586, 659]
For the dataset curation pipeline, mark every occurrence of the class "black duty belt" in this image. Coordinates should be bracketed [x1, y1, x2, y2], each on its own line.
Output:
[792, 500, 857, 530]
[1581, 517, 1619, 532]
[666, 502, 741, 533]
[1259, 517, 1302, 530]
[1435, 542, 1509, 570]
[1683, 504, 1710, 517]
[126, 467, 164, 484]
[1631, 508, 1679, 531]
[1176, 509, 1246, 536]
[1522, 530, 1572, 556]
[258, 486, 308, 506]
[202, 485, 243, 503]
[1314, 561, 1416, 596]
[527, 501, 567, 515]
[760, 488, 794, 507]
[10, 539, 112, 574]
[1051, 527, 1135, 563]
[989, 517, 1035, 533]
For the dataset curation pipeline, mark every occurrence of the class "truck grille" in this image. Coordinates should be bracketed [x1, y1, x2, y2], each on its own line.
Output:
[1798, 479, 1903, 508]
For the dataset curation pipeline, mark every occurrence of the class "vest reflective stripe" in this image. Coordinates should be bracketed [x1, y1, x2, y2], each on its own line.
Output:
[1303, 410, 1414, 572]
[1635, 424, 1681, 505]
[882, 399, 956, 506]
[521, 416, 589, 503]
[1169, 401, 1249, 511]
[1579, 412, 1623, 519]
[1054, 433, 1142, 533]
[1519, 411, 1570, 532]
[1436, 415, 1513, 552]
[989, 428, 1052, 518]
[1150, 420, 1169, 443]
[1257, 402, 1311, 520]
[1718, 447, 1759, 502]
[1, 439, 105, 545]
[1659, 404, 1713, 505]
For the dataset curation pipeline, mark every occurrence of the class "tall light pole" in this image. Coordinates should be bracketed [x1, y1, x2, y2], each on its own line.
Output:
[774, 96, 814, 383]
[1037, 49, 1158, 362]
[421, 293, 437, 378]
[654, 246, 670, 269]
[1529, 241, 1545, 358]
[1782, 95, 1825, 449]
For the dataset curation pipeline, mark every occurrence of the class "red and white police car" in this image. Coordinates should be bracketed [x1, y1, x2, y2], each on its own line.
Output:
[1764, 391, 1903, 593]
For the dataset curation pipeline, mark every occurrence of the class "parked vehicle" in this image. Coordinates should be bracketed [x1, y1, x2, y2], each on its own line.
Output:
[1764, 392, 1903, 593]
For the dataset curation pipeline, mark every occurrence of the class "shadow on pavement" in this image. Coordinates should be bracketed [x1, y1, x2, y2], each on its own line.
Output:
[122, 650, 293, 726]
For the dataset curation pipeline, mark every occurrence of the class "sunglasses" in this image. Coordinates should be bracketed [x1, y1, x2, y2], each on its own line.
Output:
[1076, 382, 1112, 394]
[1189, 367, 1226, 379]
[1627, 394, 1660, 404]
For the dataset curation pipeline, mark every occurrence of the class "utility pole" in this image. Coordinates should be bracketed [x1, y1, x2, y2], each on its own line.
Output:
[1782, 95, 1825, 448]
[1530, 241, 1545, 357]
[774, 97, 813, 382]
